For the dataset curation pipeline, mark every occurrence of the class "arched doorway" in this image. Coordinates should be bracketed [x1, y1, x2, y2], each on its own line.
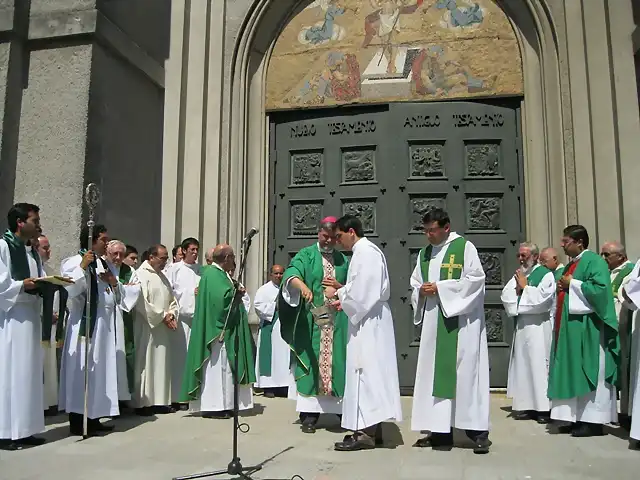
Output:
[221, 0, 565, 390]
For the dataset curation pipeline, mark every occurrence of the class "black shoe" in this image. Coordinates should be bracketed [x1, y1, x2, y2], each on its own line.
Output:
[135, 407, 154, 417]
[512, 410, 535, 420]
[629, 439, 640, 450]
[334, 432, 376, 451]
[17, 436, 46, 446]
[535, 412, 551, 424]
[473, 437, 491, 454]
[571, 422, 604, 438]
[89, 419, 114, 433]
[44, 406, 59, 417]
[413, 432, 454, 451]
[0, 439, 20, 451]
[154, 405, 176, 414]
[202, 411, 232, 419]
[301, 416, 317, 434]
[264, 391, 275, 399]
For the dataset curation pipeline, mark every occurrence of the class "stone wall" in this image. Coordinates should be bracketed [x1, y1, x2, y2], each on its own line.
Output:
[0, 0, 169, 268]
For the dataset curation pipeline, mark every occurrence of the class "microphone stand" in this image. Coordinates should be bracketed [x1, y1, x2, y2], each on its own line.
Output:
[174, 235, 302, 480]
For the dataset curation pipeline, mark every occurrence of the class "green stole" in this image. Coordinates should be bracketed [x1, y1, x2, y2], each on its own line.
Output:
[420, 236, 466, 399]
[258, 309, 277, 377]
[180, 265, 256, 402]
[612, 262, 634, 297]
[278, 244, 349, 397]
[2, 230, 67, 345]
[118, 264, 135, 393]
[553, 268, 563, 281]
[548, 250, 620, 399]
[524, 265, 552, 290]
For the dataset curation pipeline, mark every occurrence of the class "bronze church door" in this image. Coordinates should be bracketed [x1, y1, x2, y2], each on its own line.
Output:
[270, 101, 524, 391]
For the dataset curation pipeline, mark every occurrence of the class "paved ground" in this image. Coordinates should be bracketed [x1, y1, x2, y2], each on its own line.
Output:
[1, 394, 638, 480]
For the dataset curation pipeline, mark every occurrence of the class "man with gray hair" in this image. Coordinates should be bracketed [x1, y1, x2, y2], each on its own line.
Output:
[105, 240, 142, 403]
[601, 240, 635, 422]
[501, 242, 556, 423]
[539, 247, 564, 280]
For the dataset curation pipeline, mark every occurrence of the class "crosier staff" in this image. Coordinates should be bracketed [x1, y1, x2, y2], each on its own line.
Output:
[82, 183, 100, 439]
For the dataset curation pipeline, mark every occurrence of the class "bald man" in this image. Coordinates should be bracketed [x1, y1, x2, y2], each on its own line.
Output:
[254, 265, 292, 398]
[204, 247, 215, 265]
[601, 241, 635, 421]
[539, 247, 564, 281]
[181, 244, 256, 418]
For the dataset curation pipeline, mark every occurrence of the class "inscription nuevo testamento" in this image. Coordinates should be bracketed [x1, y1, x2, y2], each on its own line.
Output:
[328, 120, 376, 136]
[453, 113, 504, 128]
[290, 124, 316, 138]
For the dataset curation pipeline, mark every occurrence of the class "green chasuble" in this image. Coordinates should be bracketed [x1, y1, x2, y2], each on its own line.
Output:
[526, 265, 552, 289]
[548, 251, 620, 400]
[420, 236, 466, 399]
[180, 265, 256, 401]
[278, 245, 349, 397]
[118, 263, 135, 394]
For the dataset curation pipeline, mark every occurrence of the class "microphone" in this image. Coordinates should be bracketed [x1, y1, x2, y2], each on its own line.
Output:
[243, 227, 259, 242]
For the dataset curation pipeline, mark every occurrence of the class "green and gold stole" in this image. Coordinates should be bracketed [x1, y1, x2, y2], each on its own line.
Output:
[420, 236, 466, 399]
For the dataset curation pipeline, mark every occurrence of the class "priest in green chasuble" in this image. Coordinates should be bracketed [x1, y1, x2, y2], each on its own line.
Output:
[549, 225, 619, 437]
[600, 241, 634, 420]
[409, 208, 490, 454]
[180, 244, 255, 419]
[278, 217, 348, 434]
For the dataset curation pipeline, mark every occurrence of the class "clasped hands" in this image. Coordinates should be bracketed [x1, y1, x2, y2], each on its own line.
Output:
[557, 274, 572, 293]
[163, 312, 178, 330]
[419, 282, 438, 297]
[514, 270, 527, 295]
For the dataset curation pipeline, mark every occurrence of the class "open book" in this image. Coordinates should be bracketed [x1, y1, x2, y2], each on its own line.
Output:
[36, 276, 75, 286]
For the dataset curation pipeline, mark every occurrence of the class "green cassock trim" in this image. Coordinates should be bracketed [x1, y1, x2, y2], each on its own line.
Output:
[554, 268, 564, 282]
[118, 264, 135, 394]
[258, 311, 277, 377]
[420, 236, 466, 400]
[179, 266, 256, 402]
[548, 250, 620, 400]
[277, 245, 348, 397]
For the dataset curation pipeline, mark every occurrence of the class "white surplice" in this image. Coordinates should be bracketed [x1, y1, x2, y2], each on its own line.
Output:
[134, 261, 178, 408]
[410, 233, 489, 433]
[190, 262, 253, 413]
[41, 262, 59, 409]
[0, 240, 44, 440]
[169, 261, 200, 403]
[107, 261, 141, 401]
[59, 255, 124, 419]
[550, 250, 618, 424]
[501, 265, 555, 412]
[254, 281, 294, 388]
[619, 260, 640, 440]
[281, 245, 343, 414]
[337, 237, 402, 431]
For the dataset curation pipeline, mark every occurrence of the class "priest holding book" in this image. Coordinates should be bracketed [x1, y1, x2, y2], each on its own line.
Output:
[0, 203, 46, 451]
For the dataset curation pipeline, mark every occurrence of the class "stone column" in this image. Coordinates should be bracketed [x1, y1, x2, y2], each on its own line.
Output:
[0, 0, 169, 267]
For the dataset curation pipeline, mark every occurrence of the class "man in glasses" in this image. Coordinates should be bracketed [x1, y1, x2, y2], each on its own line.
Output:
[549, 225, 619, 437]
[600, 241, 634, 425]
[278, 217, 349, 434]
